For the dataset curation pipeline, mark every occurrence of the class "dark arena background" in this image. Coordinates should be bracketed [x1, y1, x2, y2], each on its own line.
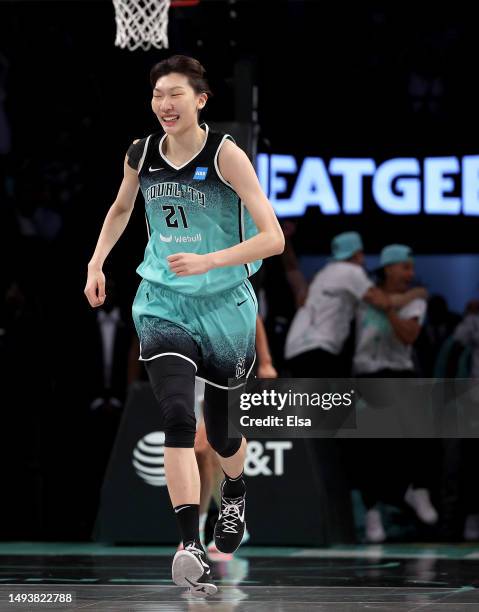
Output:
[1, 1, 479, 610]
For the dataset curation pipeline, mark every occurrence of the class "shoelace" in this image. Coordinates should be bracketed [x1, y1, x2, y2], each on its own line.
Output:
[220, 498, 244, 534]
[185, 542, 204, 555]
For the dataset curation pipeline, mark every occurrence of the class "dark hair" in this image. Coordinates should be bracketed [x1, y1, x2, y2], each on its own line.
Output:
[149, 55, 213, 98]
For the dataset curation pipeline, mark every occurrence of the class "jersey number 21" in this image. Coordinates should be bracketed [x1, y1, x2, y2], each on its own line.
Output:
[163, 205, 189, 229]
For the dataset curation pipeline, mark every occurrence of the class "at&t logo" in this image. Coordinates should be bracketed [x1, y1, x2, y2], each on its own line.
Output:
[244, 440, 293, 476]
[132, 431, 167, 487]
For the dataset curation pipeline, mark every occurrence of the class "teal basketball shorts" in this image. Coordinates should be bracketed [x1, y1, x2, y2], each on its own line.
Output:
[132, 278, 258, 389]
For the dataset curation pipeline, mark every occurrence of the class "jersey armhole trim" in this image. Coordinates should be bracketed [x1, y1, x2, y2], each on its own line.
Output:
[216, 134, 253, 278]
[138, 134, 152, 174]
[214, 134, 236, 191]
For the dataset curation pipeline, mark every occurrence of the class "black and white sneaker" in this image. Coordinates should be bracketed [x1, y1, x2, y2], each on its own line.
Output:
[214, 480, 246, 553]
[172, 541, 217, 598]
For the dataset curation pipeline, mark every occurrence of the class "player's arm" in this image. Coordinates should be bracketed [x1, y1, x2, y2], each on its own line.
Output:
[213, 140, 285, 266]
[167, 140, 285, 276]
[84, 145, 140, 307]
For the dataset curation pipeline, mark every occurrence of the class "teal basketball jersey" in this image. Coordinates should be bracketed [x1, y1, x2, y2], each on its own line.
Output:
[134, 123, 262, 296]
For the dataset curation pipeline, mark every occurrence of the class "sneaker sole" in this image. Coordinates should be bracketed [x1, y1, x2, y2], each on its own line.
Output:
[172, 551, 217, 597]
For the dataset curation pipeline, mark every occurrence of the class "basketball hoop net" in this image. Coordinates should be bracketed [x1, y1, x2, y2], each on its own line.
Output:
[112, 0, 171, 51]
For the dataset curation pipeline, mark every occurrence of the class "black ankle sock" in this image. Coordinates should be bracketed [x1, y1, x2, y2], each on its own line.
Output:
[222, 470, 246, 498]
[174, 504, 201, 546]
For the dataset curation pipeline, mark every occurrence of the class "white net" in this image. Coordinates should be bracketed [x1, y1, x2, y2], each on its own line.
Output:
[113, 0, 171, 51]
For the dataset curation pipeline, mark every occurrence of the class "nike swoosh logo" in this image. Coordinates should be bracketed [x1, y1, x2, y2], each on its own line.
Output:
[237, 299, 248, 306]
[149, 166, 164, 172]
[185, 577, 207, 591]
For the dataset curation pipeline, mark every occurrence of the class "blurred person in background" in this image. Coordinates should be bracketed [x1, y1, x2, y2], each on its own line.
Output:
[352, 244, 438, 543]
[284, 234, 428, 545]
[285, 232, 426, 378]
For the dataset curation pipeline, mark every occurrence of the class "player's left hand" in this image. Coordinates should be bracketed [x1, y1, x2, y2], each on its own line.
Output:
[167, 252, 212, 276]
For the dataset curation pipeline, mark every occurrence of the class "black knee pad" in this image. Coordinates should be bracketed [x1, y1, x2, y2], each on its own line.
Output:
[206, 431, 242, 458]
[161, 393, 197, 448]
[203, 384, 243, 458]
[145, 356, 197, 448]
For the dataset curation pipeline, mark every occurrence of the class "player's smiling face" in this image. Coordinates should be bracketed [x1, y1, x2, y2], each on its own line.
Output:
[152, 72, 207, 131]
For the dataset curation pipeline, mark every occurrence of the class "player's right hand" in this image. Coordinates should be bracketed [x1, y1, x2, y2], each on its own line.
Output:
[84, 267, 106, 308]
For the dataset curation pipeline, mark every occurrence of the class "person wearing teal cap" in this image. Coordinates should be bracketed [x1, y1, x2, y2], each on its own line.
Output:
[379, 244, 413, 267]
[353, 243, 437, 543]
[330, 231, 365, 262]
[285, 233, 425, 378]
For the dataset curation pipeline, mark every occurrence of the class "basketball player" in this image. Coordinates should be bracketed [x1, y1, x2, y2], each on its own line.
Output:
[84, 55, 284, 597]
